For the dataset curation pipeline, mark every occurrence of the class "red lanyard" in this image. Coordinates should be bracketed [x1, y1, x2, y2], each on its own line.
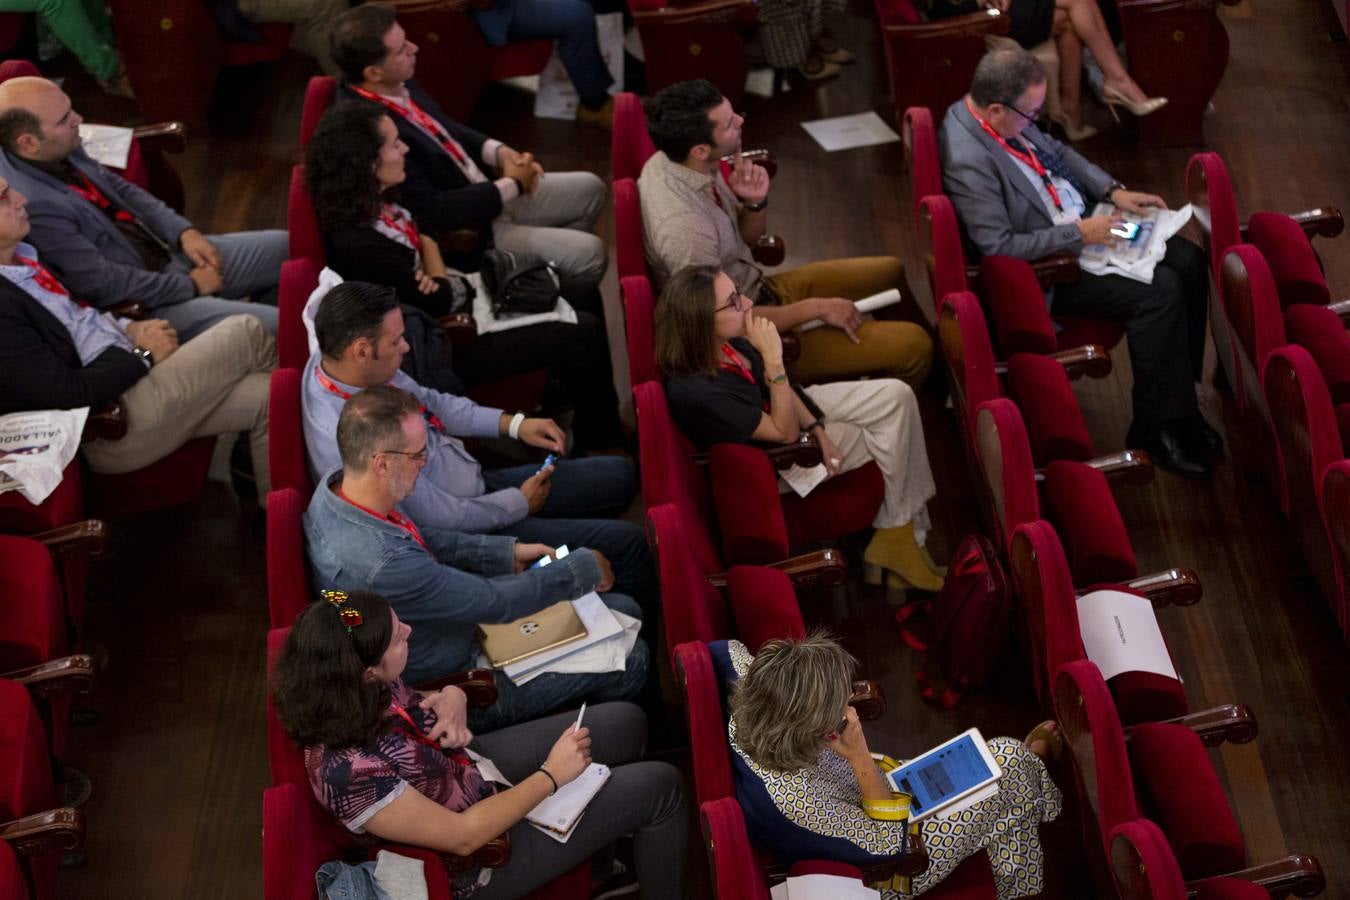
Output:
[389, 702, 472, 765]
[352, 85, 475, 172]
[66, 171, 136, 223]
[18, 257, 68, 297]
[379, 204, 420, 249]
[314, 366, 445, 434]
[965, 97, 1063, 213]
[720, 344, 769, 412]
[337, 485, 430, 551]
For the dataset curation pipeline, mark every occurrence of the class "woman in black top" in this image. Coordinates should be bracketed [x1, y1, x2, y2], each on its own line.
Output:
[656, 265, 945, 592]
[304, 104, 624, 450]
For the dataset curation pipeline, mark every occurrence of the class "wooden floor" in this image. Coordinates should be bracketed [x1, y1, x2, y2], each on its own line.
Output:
[45, 0, 1350, 895]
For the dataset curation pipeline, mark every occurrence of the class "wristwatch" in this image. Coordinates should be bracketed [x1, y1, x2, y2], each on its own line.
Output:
[132, 346, 153, 369]
[742, 197, 768, 213]
[1104, 181, 1127, 201]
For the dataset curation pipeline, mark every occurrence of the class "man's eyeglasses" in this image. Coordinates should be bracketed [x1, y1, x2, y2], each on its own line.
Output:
[999, 101, 1042, 124]
[714, 286, 749, 314]
[378, 446, 428, 463]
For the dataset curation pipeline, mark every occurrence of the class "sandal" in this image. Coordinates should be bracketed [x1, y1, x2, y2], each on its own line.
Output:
[1024, 719, 1064, 764]
[815, 32, 856, 64]
[793, 53, 842, 83]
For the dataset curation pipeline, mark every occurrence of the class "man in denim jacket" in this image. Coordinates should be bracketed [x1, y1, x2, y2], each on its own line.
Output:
[304, 385, 649, 732]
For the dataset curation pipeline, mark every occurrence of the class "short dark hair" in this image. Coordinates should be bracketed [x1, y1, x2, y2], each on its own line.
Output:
[969, 48, 1046, 108]
[336, 384, 420, 473]
[270, 589, 397, 749]
[645, 79, 724, 162]
[331, 3, 397, 84]
[655, 264, 722, 379]
[315, 280, 399, 360]
[305, 102, 388, 234]
[0, 107, 41, 155]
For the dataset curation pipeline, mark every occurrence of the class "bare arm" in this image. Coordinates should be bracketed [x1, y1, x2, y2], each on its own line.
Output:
[419, 235, 449, 279]
[743, 315, 799, 443]
[364, 770, 555, 856]
[753, 298, 824, 332]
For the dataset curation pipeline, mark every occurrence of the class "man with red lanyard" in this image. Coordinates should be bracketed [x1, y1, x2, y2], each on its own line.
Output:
[940, 48, 1215, 479]
[0, 77, 285, 343]
[330, 4, 608, 305]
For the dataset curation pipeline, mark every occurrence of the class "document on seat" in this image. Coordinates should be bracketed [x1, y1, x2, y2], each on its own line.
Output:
[769, 874, 882, 899]
[799, 289, 902, 332]
[800, 112, 899, 152]
[78, 124, 133, 170]
[1076, 589, 1179, 682]
[497, 592, 631, 684]
[526, 763, 612, 843]
[1079, 203, 1194, 284]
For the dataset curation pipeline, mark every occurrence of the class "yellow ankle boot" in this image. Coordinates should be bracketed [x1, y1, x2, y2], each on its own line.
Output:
[864, 523, 946, 593]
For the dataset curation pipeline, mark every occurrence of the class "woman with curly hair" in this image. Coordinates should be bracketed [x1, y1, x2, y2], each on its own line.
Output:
[271, 588, 689, 899]
[304, 102, 627, 450]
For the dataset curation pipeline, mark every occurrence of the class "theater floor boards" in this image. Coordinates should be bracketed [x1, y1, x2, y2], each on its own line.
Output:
[52, 0, 1350, 895]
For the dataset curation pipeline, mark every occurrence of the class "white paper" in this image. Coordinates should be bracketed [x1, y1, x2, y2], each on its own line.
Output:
[533, 12, 624, 120]
[1079, 203, 1194, 284]
[779, 463, 829, 498]
[472, 290, 577, 334]
[494, 592, 633, 683]
[0, 408, 88, 504]
[508, 609, 640, 685]
[799, 289, 902, 331]
[78, 124, 133, 170]
[770, 874, 882, 899]
[1076, 589, 1179, 682]
[745, 67, 778, 99]
[800, 112, 899, 152]
[526, 763, 611, 841]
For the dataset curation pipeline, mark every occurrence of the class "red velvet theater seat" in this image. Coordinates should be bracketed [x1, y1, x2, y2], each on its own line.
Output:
[85, 437, 217, 520]
[1246, 211, 1332, 309]
[875, 0, 1007, 125]
[1109, 819, 1283, 900]
[1283, 304, 1350, 406]
[268, 369, 311, 498]
[266, 487, 313, 630]
[287, 165, 324, 266]
[0, 840, 24, 900]
[612, 92, 656, 184]
[621, 274, 657, 386]
[902, 106, 942, 219]
[978, 254, 1124, 356]
[299, 75, 337, 149]
[1055, 661, 1324, 895]
[614, 180, 646, 282]
[278, 256, 320, 371]
[626, 0, 756, 106]
[1219, 245, 1288, 422]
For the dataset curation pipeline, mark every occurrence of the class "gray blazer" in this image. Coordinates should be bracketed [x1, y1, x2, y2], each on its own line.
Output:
[939, 98, 1116, 261]
[0, 148, 195, 310]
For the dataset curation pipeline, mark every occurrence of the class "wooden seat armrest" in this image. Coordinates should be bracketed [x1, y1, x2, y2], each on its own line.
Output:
[883, 8, 1006, 36]
[1123, 567, 1203, 608]
[1184, 855, 1325, 898]
[1139, 703, 1257, 747]
[992, 344, 1112, 381]
[765, 823, 926, 887]
[719, 148, 777, 180]
[83, 403, 128, 442]
[694, 433, 822, 471]
[131, 121, 188, 153]
[440, 833, 512, 871]
[0, 808, 84, 856]
[633, 0, 758, 27]
[781, 331, 801, 364]
[437, 228, 481, 256]
[751, 235, 786, 268]
[1237, 207, 1344, 242]
[2, 655, 96, 703]
[706, 548, 849, 591]
[412, 668, 498, 708]
[31, 520, 111, 561]
[849, 680, 886, 720]
[1032, 450, 1153, 487]
[108, 300, 148, 320]
[436, 313, 478, 346]
[1326, 298, 1350, 321]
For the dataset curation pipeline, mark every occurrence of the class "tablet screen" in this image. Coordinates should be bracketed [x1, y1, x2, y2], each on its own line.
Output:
[886, 733, 996, 816]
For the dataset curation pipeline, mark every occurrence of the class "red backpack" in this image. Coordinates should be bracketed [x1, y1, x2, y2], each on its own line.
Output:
[893, 534, 1012, 707]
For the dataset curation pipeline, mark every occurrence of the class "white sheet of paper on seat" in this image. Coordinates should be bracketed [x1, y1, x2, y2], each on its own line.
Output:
[78, 124, 133, 170]
[499, 592, 624, 681]
[1076, 589, 1179, 682]
[526, 762, 611, 842]
[799, 289, 902, 332]
[508, 608, 639, 685]
[800, 111, 900, 152]
[779, 463, 829, 497]
[769, 874, 882, 899]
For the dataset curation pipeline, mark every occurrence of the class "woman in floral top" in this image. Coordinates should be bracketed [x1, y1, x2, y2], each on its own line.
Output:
[271, 589, 689, 899]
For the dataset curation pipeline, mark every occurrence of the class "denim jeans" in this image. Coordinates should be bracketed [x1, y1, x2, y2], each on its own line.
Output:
[504, 0, 614, 108]
[467, 592, 650, 732]
[484, 455, 636, 520]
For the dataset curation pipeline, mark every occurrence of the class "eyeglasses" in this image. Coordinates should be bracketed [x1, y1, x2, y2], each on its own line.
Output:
[999, 101, 1042, 124]
[714, 286, 749, 314]
[377, 445, 428, 463]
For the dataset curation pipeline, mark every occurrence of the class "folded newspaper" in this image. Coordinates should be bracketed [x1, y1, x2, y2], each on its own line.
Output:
[0, 408, 88, 504]
[1079, 202, 1194, 284]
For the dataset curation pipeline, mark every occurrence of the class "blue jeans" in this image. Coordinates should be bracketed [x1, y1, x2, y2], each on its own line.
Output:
[506, 0, 614, 108]
[484, 455, 635, 520]
[467, 592, 650, 732]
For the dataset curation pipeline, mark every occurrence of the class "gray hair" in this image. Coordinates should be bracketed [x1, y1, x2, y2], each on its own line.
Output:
[335, 384, 420, 473]
[970, 48, 1046, 108]
[730, 631, 858, 772]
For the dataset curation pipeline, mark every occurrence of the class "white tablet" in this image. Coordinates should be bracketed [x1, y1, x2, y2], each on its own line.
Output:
[883, 727, 1003, 822]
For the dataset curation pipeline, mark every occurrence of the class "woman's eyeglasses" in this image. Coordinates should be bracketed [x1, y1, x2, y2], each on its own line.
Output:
[715, 286, 749, 314]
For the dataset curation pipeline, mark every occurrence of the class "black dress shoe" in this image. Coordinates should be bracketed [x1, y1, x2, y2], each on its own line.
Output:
[1186, 415, 1225, 456]
[1127, 421, 1213, 479]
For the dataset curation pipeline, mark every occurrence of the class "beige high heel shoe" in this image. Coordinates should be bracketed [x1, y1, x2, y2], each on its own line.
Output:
[1101, 85, 1168, 121]
[1049, 112, 1098, 142]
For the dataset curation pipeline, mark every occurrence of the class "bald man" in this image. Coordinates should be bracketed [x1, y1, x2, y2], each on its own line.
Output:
[0, 77, 283, 341]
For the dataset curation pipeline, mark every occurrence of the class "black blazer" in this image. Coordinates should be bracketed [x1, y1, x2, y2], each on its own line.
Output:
[339, 81, 503, 270]
[0, 276, 145, 416]
[322, 223, 455, 317]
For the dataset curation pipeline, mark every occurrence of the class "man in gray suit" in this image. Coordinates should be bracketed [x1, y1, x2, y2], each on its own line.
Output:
[941, 48, 1214, 479]
[0, 77, 283, 342]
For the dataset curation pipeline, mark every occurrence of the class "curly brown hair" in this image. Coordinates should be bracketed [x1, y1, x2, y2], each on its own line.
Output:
[305, 102, 391, 234]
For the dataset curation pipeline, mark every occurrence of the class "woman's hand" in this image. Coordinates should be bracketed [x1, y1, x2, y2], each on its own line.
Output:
[814, 427, 844, 477]
[414, 269, 440, 295]
[543, 724, 592, 786]
[513, 542, 555, 572]
[744, 312, 784, 368]
[420, 686, 473, 749]
[827, 707, 871, 763]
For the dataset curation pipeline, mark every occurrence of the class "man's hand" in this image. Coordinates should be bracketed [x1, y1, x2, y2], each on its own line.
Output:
[500, 148, 541, 193]
[517, 417, 565, 452]
[591, 549, 615, 592]
[1078, 215, 1121, 247]
[179, 228, 222, 270]
[813, 426, 844, 477]
[513, 542, 556, 572]
[812, 297, 863, 344]
[125, 318, 178, 363]
[1109, 189, 1167, 215]
[726, 151, 769, 205]
[189, 264, 223, 297]
[519, 467, 553, 515]
[419, 686, 473, 749]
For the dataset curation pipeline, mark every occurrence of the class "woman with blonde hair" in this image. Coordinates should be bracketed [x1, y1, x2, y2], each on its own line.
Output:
[717, 632, 1062, 897]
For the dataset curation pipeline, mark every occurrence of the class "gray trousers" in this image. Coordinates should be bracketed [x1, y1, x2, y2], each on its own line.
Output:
[236, 0, 350, 76]
[470, 703, 688, 900]
[493, 171, 608, 299]
[159, 230, 287, 341]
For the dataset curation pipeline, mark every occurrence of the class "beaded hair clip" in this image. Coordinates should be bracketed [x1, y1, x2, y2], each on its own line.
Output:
[322, 589, 364, 632]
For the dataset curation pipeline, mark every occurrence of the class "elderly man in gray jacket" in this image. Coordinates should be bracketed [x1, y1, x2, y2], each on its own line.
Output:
[940, 48, 1214, 479]
[0, 76, 283, 341]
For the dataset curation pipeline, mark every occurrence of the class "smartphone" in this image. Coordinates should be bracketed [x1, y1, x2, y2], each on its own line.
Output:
[530, 544, 569, 569]
[537, 452, 558, 474]
[1110, 222, 1140, 241]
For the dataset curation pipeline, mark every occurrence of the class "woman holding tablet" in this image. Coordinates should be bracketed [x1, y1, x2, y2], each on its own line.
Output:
[656, 265, 944, 592]
[718, 633, 1062, 897]
[271, 589, 689, 899]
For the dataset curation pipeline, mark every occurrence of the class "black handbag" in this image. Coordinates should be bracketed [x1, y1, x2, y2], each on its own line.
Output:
[480, 248, 562, 318]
